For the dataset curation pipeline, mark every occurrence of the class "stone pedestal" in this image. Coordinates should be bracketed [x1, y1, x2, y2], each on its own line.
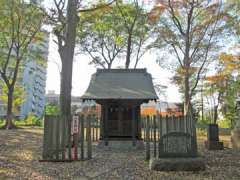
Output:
[205, 140, 224, 150]
[149, 157, 205, 171]
[205, 124, 224, 150]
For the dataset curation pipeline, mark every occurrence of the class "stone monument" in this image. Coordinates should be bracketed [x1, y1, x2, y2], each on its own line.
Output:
[205, 123, 224, 150]
[231, 96, 240, 149]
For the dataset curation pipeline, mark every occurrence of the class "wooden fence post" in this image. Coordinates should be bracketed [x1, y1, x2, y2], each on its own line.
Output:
[104, 104, 109, 146]
[42, 115, 50, 159]
[80, 115, 85, 160]
[96, 119, 99, 141]
[146, 115, 150, 161]
[143, 117, 146, 141]
[61, 115, 66, 160]
[55, 116, 60, 160]
[49, 116, 54, 159]
[132, 105, 136, 146]
[87, 115, 92, 159]
[158, 115, 162, 158]
[68, 115, 72, 160]
[153, 115, 157, 158]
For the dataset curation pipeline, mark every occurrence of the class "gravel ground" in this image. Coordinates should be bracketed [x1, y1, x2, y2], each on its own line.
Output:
[0, 128, 240, 180]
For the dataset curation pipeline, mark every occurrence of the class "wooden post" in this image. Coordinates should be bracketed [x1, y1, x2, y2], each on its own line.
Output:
[87, 115, 92, 159]
[77, 114, 81, 160]
[185, 115, 188, 133]
[153, 115, 157, 158]
[49, 116, 54, 159]
[143, 117, 146, 141]
[100, 106, 104, 140]
[61, 115, 66, 160]
[159, 115, 162, 137]
[68, 115, 72, 160]
[137, 106, 141, 139]
[146, 115, 150, 161]
[55, 116, 60, 160]
[173, 115, 176, 131]
[166, 115, 169, 149]
[192, 115, 198, 154]
[150, 116, 152, 141]
[158, 114, 162, 158]
[42, 115, 50, 160]
[80, 115, 84, 160]
[96, 118, 99, 141]
[177, 116, 180, 132]
[132, 105, 136, 146]
[166, 115, 169, 134]
[104, 104, 108, 146]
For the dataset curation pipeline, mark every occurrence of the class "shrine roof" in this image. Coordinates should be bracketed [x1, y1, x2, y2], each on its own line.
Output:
[81, 68, 158, 100]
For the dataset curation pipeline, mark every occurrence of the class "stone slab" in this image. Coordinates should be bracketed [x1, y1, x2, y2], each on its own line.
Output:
[149, 157, 205, 171]
[97, 140, 144, 150]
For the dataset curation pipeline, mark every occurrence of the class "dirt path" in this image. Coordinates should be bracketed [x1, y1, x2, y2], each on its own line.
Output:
[0, 128, 240, 180]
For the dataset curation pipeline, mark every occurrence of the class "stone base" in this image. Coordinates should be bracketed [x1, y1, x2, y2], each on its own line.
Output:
[97, 140, 144, 150]
[149, 157, 205, 171]
[231, 129, 240, 149]
[205, 140, 224, 150]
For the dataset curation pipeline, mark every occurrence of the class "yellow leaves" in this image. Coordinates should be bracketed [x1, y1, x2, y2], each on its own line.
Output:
[219, 53, 235, 62]
[0, 83, 25, 113]
[176, 66, 198, 75]
[219, 52, 240, 71]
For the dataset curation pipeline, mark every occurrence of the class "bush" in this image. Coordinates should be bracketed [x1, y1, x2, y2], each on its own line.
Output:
[15, 113, 44, 127]
[0, 119, 4, 127]
[45, 104, 60, 116]
[218, 119, 232, 129]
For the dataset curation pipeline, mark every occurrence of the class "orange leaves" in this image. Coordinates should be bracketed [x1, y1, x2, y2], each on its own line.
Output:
[148, 4, 166, 22]
[204, 74, 227, 82]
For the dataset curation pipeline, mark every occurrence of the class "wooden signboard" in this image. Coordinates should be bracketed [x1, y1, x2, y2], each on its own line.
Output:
[71, 115, 79, 134]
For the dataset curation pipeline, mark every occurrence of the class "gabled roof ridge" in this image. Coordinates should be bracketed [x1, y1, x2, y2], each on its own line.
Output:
[96, 68, 147, 74]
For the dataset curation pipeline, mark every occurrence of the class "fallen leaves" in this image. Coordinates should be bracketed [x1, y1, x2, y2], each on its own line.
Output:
[0, 128, 239, 179]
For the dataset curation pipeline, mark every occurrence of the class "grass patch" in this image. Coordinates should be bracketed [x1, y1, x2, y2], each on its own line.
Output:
[0, 116, 43, 128]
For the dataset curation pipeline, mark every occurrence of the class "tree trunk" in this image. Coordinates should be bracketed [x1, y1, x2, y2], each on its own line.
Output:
[125, 33, 132, 69]
[59, 0, 78, 120]
[4, 86, 16, 129]
[60, 58, 73, 120]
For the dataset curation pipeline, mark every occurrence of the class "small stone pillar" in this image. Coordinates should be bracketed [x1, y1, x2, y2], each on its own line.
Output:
[231, 96, 240, 149]
[205, 124, 223, 150]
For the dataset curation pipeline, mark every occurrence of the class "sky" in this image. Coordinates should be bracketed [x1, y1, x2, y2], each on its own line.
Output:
[43, 0, 182, 102]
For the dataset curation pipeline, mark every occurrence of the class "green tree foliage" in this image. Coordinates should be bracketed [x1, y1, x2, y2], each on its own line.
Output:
[0, 0, 45, 129]
[116, 0, 153, 68]
[77, 0, 153, 69]
[45, 103, 60, 116]
[225, 0, 240, 37]
[77, 3, 125, 69]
